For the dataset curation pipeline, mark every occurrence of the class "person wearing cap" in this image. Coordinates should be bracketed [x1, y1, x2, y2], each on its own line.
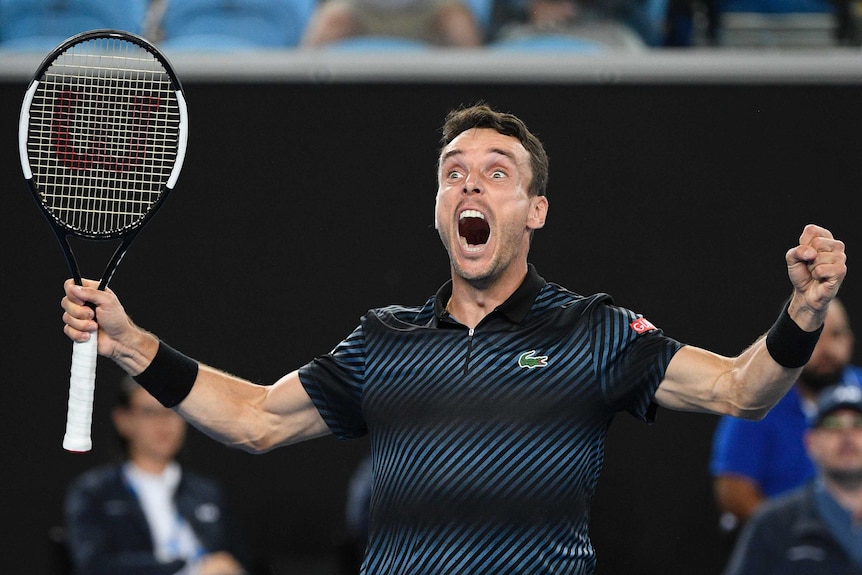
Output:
[710, 298, 862, 541]
[722, 383, 862, 575]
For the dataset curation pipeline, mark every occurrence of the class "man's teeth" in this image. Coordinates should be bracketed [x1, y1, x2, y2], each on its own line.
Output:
[459, 237, 483, 252]
[459, 209, 484, 220]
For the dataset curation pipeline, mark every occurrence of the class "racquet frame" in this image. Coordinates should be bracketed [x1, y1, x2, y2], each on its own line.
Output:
[18, 29, 188, 452]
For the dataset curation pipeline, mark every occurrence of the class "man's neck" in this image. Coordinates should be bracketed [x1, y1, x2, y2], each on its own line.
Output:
[447, 264, 527, 328]
[129, 455, 172, 475]
[824, 476, 862, 524]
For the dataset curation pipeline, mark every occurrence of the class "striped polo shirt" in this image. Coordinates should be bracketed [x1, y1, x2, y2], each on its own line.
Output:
[299, 265, 682, 574]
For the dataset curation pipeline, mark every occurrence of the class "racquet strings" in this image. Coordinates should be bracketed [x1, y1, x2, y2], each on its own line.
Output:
[26, 35, 182, 236]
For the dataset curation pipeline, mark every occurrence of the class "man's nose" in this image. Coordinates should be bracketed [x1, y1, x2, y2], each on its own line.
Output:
[463, 173, 481, 194]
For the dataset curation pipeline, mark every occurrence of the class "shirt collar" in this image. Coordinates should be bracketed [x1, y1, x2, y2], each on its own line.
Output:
[434, 264, 546, 325]
[124, 461, 182, 490]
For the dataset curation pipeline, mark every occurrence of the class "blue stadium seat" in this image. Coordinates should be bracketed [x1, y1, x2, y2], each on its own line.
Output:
[158, 34, 274, 52]
[321, 35, 432, 51]
[159, 0, 317, 49]
[489, 33, 607, 53]
[0, 0, 148, 51]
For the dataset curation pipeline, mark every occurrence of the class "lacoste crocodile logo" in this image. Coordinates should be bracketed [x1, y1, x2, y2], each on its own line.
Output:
[518, 350, 549, 369]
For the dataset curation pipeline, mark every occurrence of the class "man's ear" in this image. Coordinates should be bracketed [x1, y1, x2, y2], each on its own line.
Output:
[528, 195, 548, 230]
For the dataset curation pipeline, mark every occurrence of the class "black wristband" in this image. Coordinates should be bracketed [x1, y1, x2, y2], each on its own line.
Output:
[133, 341, 199, 408]
[765, 304, 823, 368]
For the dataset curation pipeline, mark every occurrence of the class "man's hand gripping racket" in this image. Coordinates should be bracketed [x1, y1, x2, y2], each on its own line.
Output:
[18, 30, 188, 452]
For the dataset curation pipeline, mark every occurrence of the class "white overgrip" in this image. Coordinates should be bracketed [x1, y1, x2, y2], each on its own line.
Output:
[62, 333, 98, 452]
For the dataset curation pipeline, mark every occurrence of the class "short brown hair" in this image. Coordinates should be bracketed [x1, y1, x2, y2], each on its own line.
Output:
[440, 103, 549, 197]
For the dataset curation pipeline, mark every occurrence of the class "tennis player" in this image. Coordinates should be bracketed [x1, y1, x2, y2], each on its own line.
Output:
[61, 103, 847, 575]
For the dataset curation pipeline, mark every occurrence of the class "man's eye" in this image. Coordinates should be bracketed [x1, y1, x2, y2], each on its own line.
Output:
[491, 170, 506, 179]
[447, 170, 463, 180]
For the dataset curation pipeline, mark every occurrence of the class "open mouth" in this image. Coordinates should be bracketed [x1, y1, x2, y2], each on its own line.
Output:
[459, 209, 490, 252]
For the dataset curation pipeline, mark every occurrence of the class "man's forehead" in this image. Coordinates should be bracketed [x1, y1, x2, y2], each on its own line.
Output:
[441, 127, 525, 158]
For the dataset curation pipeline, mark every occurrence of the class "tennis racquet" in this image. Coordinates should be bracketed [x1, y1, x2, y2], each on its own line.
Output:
[18, 30, 189, 452]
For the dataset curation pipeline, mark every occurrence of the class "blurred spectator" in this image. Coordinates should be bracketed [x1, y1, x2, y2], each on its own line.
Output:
[710, 298, 862, 542]
[300, 0, 484, 46]
[722, 384, 862, 575]
[489, 0, 667, 48]
[143, 0, 169, 44]
[64, 376, 250, 575]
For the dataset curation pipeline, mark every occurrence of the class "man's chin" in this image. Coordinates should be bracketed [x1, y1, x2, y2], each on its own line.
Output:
[453, 262, 495, 290]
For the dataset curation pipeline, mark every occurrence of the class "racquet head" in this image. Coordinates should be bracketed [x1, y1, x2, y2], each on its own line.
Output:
[19, 28, 188, 257]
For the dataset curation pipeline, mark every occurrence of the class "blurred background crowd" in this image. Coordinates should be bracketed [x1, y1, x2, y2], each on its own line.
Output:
[0, 0, 860, 56]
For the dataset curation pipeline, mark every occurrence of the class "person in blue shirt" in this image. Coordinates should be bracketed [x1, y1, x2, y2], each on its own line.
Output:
[710, 298, 862, 538]
[722, 383, 862, 575]
[57, 103, 847, 575]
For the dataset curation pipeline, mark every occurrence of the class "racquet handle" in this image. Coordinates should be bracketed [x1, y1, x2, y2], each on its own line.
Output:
[63, 333, 98, 452]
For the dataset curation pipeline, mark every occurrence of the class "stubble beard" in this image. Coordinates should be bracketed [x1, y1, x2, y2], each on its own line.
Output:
[824, 467, 862, 491]
[800, 364, 845, 394]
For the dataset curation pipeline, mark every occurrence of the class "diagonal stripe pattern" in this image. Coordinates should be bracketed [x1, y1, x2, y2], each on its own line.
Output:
[301, 282, 681, 574]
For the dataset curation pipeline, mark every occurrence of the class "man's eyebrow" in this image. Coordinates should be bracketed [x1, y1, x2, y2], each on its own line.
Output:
[491, 146, 515, 157]
[440, 147, 516, 163]
[440, 148, 462, 163]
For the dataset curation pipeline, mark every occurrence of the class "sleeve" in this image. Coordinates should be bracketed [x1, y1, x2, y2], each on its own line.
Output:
[591, 301, 683, 422]
[298, 321, 369, 440]
[709, 415, 769, 481]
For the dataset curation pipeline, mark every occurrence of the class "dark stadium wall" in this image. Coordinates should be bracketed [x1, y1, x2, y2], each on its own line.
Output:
[3, 80, 861, 574]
